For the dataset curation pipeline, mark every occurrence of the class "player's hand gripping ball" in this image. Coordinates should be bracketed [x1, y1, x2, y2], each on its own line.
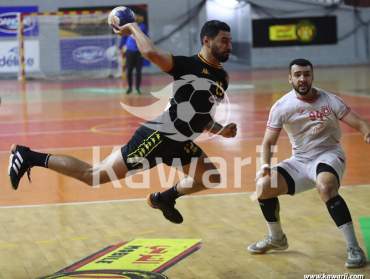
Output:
[108, 6, 135, 33]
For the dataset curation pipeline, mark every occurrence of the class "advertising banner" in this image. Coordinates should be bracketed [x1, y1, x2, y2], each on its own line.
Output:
[253, 16, 337, 47]
[0, 6, 39, 37]
[60, 38, 118, 70]
[0, 40, 40, 73]
[58, 4, 150, 68]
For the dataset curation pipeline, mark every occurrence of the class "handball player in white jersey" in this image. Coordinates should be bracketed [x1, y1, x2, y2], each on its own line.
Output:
[248, 58, 370, 268]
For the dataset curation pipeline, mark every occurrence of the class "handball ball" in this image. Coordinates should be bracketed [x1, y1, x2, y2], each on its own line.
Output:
[108, 6, 135, 31]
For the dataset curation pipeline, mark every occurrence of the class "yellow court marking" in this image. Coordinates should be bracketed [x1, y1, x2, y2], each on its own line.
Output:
[41, 239, 201, 278]
[75, 238, 201, 273]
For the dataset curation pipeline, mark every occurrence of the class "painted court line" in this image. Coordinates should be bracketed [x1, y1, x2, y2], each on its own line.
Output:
[0, 131, 367, 153]
[0, 192, 252, 209]
[0, 186, 369, 209]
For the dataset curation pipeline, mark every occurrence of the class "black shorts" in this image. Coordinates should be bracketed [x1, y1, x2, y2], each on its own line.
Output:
[121, 125, 204, 171]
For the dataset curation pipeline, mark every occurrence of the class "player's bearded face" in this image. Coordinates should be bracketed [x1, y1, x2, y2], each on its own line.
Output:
[210, 31, 232, 63]
[289, 65, 313, 95]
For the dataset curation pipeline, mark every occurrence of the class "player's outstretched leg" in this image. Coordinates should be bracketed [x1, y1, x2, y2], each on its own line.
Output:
[8, 144, 128, 189]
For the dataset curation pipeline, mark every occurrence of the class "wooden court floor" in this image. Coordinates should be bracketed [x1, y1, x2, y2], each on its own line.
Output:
[0, 66, 369, 278]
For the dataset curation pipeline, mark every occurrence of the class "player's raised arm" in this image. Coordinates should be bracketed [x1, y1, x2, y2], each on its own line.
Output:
[341, 111, 370, 144]
[116, 22, 173, 72]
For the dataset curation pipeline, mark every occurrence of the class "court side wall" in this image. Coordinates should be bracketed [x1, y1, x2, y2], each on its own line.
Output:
[249, 0, 370, 68]
[0, 0, 369, 76]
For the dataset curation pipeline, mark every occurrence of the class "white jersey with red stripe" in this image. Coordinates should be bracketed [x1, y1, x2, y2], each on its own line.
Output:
[267, 87, 351, 159]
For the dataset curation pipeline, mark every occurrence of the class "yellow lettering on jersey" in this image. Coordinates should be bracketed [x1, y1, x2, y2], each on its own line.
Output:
[201, 68, 209, 75]
[216, 81, 224, 98]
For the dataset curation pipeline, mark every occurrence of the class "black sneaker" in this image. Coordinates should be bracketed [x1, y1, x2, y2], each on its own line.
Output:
[8, 145, 32, 190]
[147, 192, 183, 224]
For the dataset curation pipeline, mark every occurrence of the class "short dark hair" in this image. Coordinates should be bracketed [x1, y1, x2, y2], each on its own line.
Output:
[289, 58, 313, 71]
[200, 20, 230, 45]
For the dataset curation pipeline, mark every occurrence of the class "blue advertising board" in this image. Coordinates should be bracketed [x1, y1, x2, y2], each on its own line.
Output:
[60, 38, 119, 71]
[0, 6, 39, 37]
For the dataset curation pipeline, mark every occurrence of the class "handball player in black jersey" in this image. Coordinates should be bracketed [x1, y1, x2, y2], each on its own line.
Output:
[8, 20, 237, 224]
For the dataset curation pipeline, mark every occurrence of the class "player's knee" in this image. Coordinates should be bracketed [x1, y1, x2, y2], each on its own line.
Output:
[316, 183, 338, 201]
[256, 177, 277, 199]
[80, 168, 95, 186]
[83, 165, 118, 186]
[82, 167, 105, 187]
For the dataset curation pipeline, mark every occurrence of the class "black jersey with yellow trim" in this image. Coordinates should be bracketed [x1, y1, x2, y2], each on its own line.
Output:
[167, 54, 229, 92]
[145, 54, 229, 141]
[155, 53, 229, 138]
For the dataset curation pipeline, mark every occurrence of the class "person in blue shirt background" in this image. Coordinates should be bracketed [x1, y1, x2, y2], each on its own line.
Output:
[119, 14, 148, 95]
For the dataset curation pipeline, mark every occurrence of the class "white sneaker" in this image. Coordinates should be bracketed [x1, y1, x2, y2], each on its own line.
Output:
[345, 246, 367, 268]
[247, 234, 288, 254]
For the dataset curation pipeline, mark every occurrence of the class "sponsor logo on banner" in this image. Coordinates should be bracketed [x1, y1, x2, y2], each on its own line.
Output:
[60, 38, 118, 70]
[296, 20, 316, 43]
[72, 46, 106, 64]
[0, 41, 40, 73]
[253, 16, 337, 47]
[0, 12, 37, 34]
[0, 6, 39, 36]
